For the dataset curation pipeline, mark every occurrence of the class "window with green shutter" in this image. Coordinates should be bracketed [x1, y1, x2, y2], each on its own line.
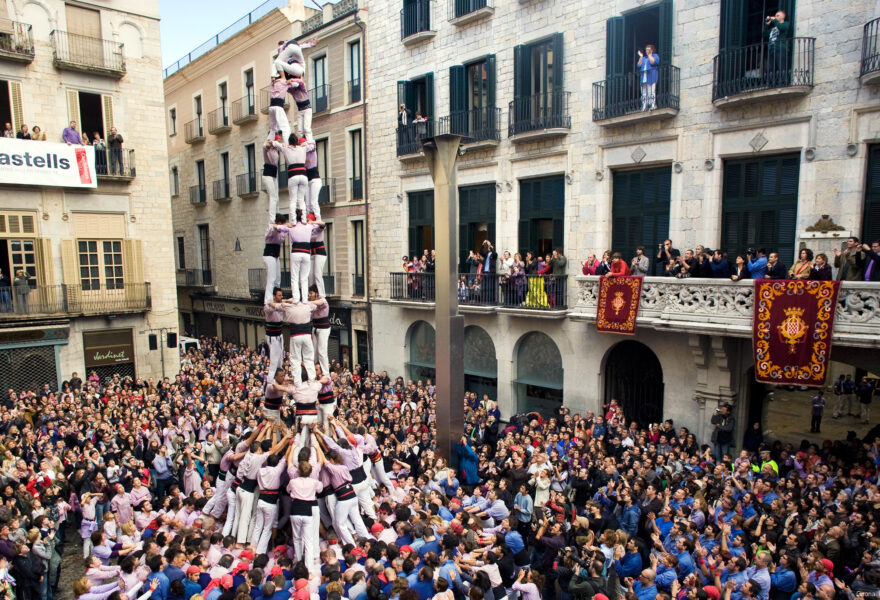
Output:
[408, 191, 434, 257]
[611, 167, 671, 273]
[511, 34, 565, 135]
[450, 56, 497, 140]
[518, 176, 564, 258]
[458, 184, 496, 270]
[721, 154, 799, 264]
[863, 144, 880, 245]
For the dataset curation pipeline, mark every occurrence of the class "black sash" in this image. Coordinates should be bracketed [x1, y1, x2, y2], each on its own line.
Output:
[263, 243, 281, 258]
[258, 489, 280, 504]
[290, 322, 311, 335]
[240, 477, 258, 493]
[350, 466, 366, 485]
[263, 163, 278, 177]
[297, 401, 317, 415]
[290, 498, 317, 516]
[306, 167, 320, 181]
[217, 470, 227, 481]
[270, 97, 285, 107]
[291, 241, 311, 254]
[334, 482, 355, 500]
[266, 322, 283, 337]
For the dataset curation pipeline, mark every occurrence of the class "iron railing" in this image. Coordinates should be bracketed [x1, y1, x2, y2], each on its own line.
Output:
[51, 30, 124, 75]
[862, 18, 880, 79]
[95, 148, 136, 179]
[232, 96, 258, 124]
[508, 90, 571, 136]
[0, 21, 35, 61]
[311, 84, 331, 113]
[184, 118, 204, 143]
[164, 0, 287, 78]
[442, 106, 501, 143]
[348, 79, 361, 104]
[352, 274, 365, 297]
[712, 37, 815, 101]
[449, 0, 492, 20]
[396, 120, 435, 156]
[401, 0, 432, 40]
[0, 283, 150, 318]
[302, 13, 323, 36]
[259, 86, 290, 113]
[189, 185, 207, 205]
[237, 172, 259, 197]
[177, 269, 213, 287]
[592, 64, 680, 121]
[212, 178, 232, 201]
[350, 176, 363, 200]
[207, 107, 230, 133]
[317, 177, 336, 204]
[390, 272, 568, 309]
[334, 0, 359, 19]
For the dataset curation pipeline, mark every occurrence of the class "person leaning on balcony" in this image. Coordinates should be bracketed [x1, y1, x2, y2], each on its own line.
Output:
[582, 253, 599, 275]
[833, 237, 865, 281]
[596, 251, 612, 276]
[13, 269, 29, 314]
[108, 127, 124, 175]
[747, 248, 768, 278]
[31, 125, 45, 141]
[607, 253, 631, 278]
[730, 255, 750, 281]
[788, 248, 814, 279]
[764, 252, 787, 279]
[629, 246, 650, 277]
[656, 239, 680, 275]
[15, 124, 30, 140]
[809, 253, 832, 281]
[62, 121, 83, 145]
[710, 249, 731, 278]
[637, 45, 660, 111]
[0, 269, 10, 313]
[861, 241, 880, 282]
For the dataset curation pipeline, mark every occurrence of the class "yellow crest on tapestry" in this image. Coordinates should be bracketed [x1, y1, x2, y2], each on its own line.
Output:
[777, 306, 808, 354]
[611, 291, 626, 315]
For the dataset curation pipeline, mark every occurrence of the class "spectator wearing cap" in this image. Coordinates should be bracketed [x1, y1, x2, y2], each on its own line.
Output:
[183, 566, 203, 599]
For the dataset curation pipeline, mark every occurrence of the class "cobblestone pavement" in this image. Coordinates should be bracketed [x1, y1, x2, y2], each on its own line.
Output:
[57, 527, 82, 600]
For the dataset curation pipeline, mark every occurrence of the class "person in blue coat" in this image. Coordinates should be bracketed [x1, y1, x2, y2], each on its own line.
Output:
[619, 489, 641, 537]
[638, 45, 660, 110]
[456, 436, 480, 486]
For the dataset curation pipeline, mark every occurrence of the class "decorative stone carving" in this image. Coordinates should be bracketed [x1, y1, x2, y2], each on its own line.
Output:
[749, 132, 768, 152]
[805, 215, 846, 233]
[631, 147, 647, 163]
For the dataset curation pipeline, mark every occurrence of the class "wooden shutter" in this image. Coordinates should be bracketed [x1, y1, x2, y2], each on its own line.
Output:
[65, 4, 101, 38]
[8, 81, 22, 134]
[485, 54, 496, 108]
[67, 90, 81, 124]
[37, 239, 53, 286]
[606, 17, 625, 78]
[719, 0, 746, 51]
[449, 65, 466, 113]
[552, 33, 564, 90]
[863, 145, 880, 244]
[424, 72, 434, 120]
[513, 45, 530, 99]
[101, 95, 114, 136]
[518, 220, 529, 254]
[60, 239, 81, 310]
[123, 239, 143, 285]
[658, 0, 673, 64]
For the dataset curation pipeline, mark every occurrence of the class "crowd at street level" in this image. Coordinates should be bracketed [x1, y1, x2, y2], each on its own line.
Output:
[1, 337, 879, 600]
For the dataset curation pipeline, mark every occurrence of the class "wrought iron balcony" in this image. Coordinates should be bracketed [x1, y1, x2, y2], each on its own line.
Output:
[311, 84, 331, 114]
[592, 64, 680, 125]
[95, 148, 136, 181]
[352, 274, 365, 297]
[712, 37, 815, 106]
[439, 106, 501, 147]
[189, 185, 207, 205]
[50, 30, 125, 77]
[348, 79, 362, 104]
[396, 120, 435, 157]
[401, 0, 435, 45]
[236, 172, 260, 199]
[448, 0, 494, 25]
[861, 18, 880, 85]
[317, 177, 336, 204]
[389, 272, 568, 311]
[0, 283, 150, 320]
[212, 178, 232, 202]
[0, 20, 35, 63]
[184, 119, 205, 143]
[259, 86, 289, 114]
[508, 91, 571, 141]
[248, 268, 339, 299]
[350, 176, 363, 201]
[333, 0, 358, 19]
[232, 96, 258, 124]
[177, 269, 214, 288]
[207, 107, 231, 134]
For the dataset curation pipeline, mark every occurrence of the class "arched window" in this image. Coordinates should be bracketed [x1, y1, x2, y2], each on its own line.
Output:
[604, 340, 663, 426]
[464, 325, 497, 402]
[406, 320, 435, 382]
[514, 331, 563, 414]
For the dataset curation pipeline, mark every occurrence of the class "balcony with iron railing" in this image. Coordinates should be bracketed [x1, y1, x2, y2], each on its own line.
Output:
[448, 0, 494, 26]
[508, 91, 571, 141]
[317, 177, 336, 204]
[352, 274, 365, 297]
[350, 176, 363, 201]
[237, 172, 260, 199]
[0, 20, 35, 63]
[348, 79, 362, 104]
[592, 64, 680, 126]
[712, 37, 815, 107]
[212, 178, 232, 202]
[176, 269, 214, 288]
[232, 96, 258, 124]
[396, 119, 434, 157]
[259, 86, 288, 114]
[189, 184, 207, 205]
[311, 84, 331, 114]
[440, 106, 501, 149]
[0, 283, 150, 320]
[248, 268, 339, 299]
[184, 118, 205, 144]
[401, 0, 435, 46]
[50, 30, 125, 77]
[861, 18, 880, 85]
[95, 148, 136, 181]
[388, 272, 568, 313]
[207, 107, 231, 134]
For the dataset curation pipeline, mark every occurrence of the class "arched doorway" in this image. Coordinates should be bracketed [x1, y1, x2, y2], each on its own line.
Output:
[405, 321, 435, 382]
[514, 332, 563, 415]
[464, 326, 497, 401]
[604, 340, 663, 427]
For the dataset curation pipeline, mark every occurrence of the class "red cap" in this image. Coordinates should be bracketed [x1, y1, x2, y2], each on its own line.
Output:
[299, 138, 307, 145]
[187, 566, 201, 576]
[594, 595, 609, 600]
[370, 522, 384, 534]
[269, 566, 283, 578]
[351, 548, 367, 558]
[239, 550, 254, 561]
[704, 586, 721, 600]
[295, 579, 309, 590]
[820, 558, 833, 573]
[307, 213, 316, 221]
[400, 545, 415, 553]
[220, 575, 234, 589]
[274, 545, 288, 555]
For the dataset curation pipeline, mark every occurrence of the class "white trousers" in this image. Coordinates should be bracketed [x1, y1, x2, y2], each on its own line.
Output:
[290, 252, 310, 302]
[267, 335, 284, 379]
[352, 479, 377, 520]
[310, 254, 327, 298]
[297, 108, 313, 141]
[267, 106, 291, 143]
[290, 506, 320, 574]
[273, 58, 304, 80]
[307, 178, 322, 220]
[333, 496, 369, 546]
[318, 401, 335, 428]
[263, 175, 279, 219]
[221, 487, 237, 536]
[296, 414, 318, 447]
[206, 475, 231, 518]
[318, 495, 333, 529]
[288, 175, 308, 218]
[263, 255, 280, 305]
[371, 458, 395, 491]
[235, 488, 257, 543]
[290, 334, 315, 385]
[312, 327, 330, 376]
[251, 499, 278, 554]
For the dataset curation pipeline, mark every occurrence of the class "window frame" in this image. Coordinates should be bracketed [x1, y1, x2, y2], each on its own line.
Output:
[77, 238, 124, 291]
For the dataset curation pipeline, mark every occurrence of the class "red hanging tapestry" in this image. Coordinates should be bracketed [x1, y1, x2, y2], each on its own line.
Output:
[596, 276, 643, 335]
[753, 279, 841, 387]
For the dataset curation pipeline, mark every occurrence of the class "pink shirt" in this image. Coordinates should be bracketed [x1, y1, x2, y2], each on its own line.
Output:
[287, 476, 323, 501]
[265, 224, 289, 245]
[287, 222, 315, 245]
[321, 461, 352, 489]
[257, 459, 287, 491]
[111, 493, 133, 524]
[238, 452, 269, 480]
[280, 145, 306, 168]
[265, 304, 284, 323]
[292, 380, 322, 407]
[282, 302, 316, 325]
[129, 486, 150, 507]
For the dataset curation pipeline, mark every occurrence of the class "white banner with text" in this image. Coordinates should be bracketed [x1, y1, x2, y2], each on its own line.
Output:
[0, 137, 97, 188]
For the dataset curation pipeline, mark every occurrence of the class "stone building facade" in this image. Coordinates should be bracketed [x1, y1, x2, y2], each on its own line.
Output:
[0, 0, 179, 389]
[366, 0, 880, 439]
[166, 0, 370, 368]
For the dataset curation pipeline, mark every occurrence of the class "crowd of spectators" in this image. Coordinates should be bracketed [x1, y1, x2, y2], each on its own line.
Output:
[3, 120, 126, 175]
[2, 337, 879, 600]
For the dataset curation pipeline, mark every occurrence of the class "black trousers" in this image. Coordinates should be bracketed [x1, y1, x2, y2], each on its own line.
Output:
[810, 414, 822, 432]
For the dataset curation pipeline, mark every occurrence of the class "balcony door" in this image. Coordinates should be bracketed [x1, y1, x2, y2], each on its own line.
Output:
[407, 191, 434, 258]
[862, 144, 880, 246]
[612, 166, 671, 275]
[198, 224, 212, 285]
[518, 176, 564, 258]
[65, 4, 103, 66]
[458, 184, 496, 271]
[513, 34, 564, 132]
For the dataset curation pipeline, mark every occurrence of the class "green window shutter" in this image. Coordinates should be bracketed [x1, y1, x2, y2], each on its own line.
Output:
[863, 145, 880, 244]
[397, 81, 408, 110]
[513, 44, 530, 99]
[458, 222, 469, 271]
[485, 54, 496, 108]
[449, 65, 466, 113]
[552, 218, 565, 253]
[719, 0, 746, 51]
[658, 0, 673, 64]
[518, 220, 529, 254]
[408, 227, 417, 258]
[424, 72, 434, 120]
[551, 33, 564, 90]
[606, 17, 625, 77]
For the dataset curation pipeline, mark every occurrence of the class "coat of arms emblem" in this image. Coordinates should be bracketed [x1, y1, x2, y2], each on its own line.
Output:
[611, 291, 626, 315]
[777, 306, 809, 354]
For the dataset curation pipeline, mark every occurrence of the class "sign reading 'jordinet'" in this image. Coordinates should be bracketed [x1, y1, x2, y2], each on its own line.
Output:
[0, 137, 97, 188]
[83, 329, 135, 368]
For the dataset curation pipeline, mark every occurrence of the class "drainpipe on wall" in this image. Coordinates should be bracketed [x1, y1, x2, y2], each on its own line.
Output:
[353, 10, 371, 369]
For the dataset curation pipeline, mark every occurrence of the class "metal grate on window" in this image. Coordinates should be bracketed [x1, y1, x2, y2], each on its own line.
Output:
[0, 345, 58, 395]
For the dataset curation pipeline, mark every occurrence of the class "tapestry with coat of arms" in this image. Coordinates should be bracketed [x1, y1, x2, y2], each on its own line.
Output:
[596, 275, 643, 335]
[753, 279, 841, 387]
